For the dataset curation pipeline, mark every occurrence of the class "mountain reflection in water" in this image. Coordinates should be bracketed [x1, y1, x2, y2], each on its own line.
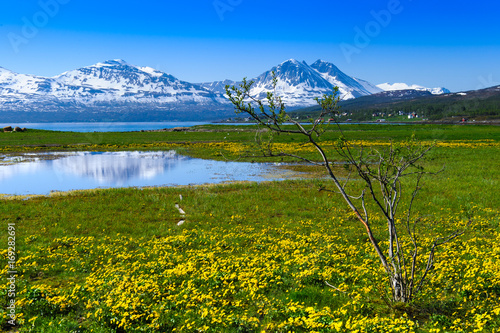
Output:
[0, 151, 280, 195]
[52, 151, 183, 184]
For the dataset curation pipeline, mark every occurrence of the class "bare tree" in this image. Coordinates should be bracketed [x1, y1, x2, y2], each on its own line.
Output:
[225, 73, 467, 303]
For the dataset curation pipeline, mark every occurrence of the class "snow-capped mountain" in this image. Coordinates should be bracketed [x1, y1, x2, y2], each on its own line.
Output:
[0, 60, 232, 121]
[1, 59, 449, 121]
[248, 59, 334, 107]
[377, 82, 450, 95]
[53, 60, 227, 104]
[201, 59, 382, 107]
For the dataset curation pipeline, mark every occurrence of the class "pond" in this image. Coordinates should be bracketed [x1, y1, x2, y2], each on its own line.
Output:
[0, 151, 300, 196]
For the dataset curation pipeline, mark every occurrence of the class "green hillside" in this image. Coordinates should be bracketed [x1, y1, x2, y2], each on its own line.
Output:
[289, 86, 500, 122]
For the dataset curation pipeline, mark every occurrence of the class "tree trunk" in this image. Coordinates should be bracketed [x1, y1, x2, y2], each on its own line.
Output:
[391, 274, 408, 303]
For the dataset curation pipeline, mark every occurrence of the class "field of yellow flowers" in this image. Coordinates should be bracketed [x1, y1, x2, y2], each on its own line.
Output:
[1, 182, 499, 332]
[1, 124, 499, 332]
[1, 201, 499, 332]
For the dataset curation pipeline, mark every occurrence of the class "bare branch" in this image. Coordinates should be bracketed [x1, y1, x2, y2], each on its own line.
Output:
[325, 281, 348, 294]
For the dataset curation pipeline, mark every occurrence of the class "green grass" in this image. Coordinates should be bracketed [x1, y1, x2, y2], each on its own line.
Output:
[1, 123, 499, 153]
[0, 124, 499, 332]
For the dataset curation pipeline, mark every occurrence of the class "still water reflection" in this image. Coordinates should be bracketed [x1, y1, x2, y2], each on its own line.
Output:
[0, 151, 288, 196]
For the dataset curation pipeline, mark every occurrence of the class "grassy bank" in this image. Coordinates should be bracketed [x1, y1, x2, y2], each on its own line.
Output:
[1, 124, 499, 159]
[1, 124, 499, 332]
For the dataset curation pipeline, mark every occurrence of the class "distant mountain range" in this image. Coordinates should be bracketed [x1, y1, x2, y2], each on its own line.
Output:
[0, 59, 450, 122]
[376, 82, 450, 95]
[292, 85, 500, 121]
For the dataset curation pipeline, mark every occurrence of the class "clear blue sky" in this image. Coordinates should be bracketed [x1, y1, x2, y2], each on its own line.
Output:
[1, 0, 499, 92]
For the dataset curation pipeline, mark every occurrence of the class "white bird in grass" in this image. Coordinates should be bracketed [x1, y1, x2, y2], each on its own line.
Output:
[175, 203, 186, 215]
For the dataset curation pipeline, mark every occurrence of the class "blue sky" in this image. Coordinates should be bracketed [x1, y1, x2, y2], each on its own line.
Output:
[1, 0, 499, 92]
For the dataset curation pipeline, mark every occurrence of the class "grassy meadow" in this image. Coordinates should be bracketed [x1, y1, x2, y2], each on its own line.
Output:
[1, 124, 499, 332]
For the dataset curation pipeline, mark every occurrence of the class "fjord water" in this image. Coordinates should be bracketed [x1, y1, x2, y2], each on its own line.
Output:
[0, 122, 210, 132]
[0, 151, 286, 196]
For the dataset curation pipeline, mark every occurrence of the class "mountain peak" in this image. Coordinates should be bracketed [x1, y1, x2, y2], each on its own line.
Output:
[310, 59, 342, 71]
[275, 59, 313, 74]
[104, 59, 129, 65]
[311, 59, 329, 65]
[93, 59, 132, 68]
[280, 59, 304, 66]
[245, 58, 376, 107]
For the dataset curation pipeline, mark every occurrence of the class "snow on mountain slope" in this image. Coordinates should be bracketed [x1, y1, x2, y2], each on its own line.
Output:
[53, 59, 227, 104]
[353, 78, 384, 95]
[199, 59, 381, 107]
[310, 60, 382, 99]
[247, 59, 334, 107]
[0, 67, 59, 98]
[199, 79, 241, 95]
[377, 82, 450, 95]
